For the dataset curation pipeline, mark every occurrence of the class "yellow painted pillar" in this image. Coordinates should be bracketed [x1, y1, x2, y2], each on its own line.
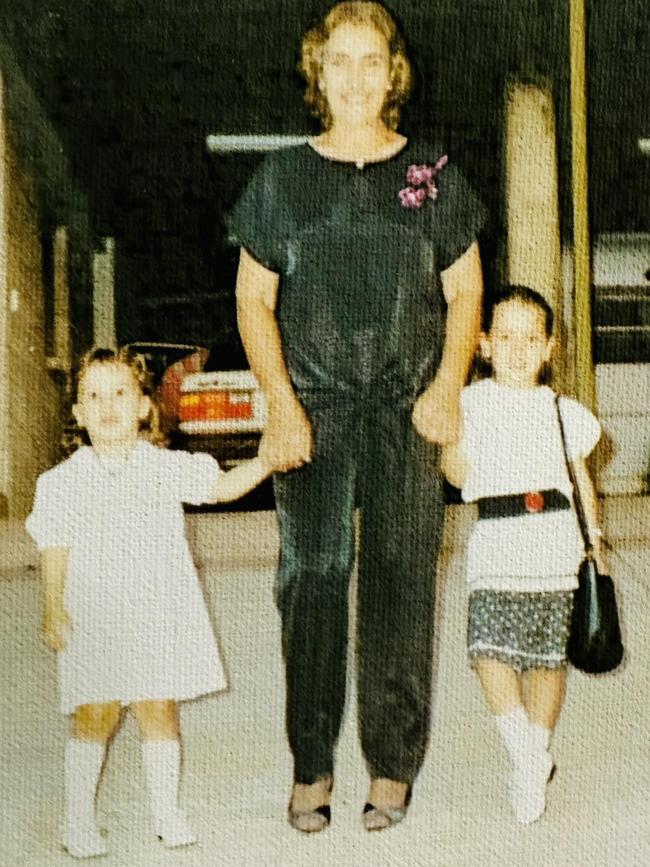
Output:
[569, 0, 595, 409]
[504, 80, 567, 388]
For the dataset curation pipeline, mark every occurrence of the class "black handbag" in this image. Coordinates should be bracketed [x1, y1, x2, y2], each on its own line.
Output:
[555, 395, 624, 674]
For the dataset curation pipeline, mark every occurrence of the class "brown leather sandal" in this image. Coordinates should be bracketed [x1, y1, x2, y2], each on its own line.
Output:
[362, 784, 412, 832]
[288, 777, 333, 833]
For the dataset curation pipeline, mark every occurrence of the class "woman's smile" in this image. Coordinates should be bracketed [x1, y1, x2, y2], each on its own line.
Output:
[320, 22, 391, 127]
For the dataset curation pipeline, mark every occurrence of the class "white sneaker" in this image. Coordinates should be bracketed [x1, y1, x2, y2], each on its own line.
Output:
[155, 808, 197, 848]
[511, 750, 554, 825]
[62, 824, 108, 859]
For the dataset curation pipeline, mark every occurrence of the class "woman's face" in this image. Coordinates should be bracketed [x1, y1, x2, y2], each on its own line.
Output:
[319, 22, 391, 127]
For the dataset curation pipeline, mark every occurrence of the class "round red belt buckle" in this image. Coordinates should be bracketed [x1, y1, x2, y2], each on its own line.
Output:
[524, 491, 545, 513]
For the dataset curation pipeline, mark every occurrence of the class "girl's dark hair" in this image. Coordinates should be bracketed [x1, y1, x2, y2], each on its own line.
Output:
[484, 284, 554, 338]
[62, 346, 167, 455]
[473, 284, 555, 385]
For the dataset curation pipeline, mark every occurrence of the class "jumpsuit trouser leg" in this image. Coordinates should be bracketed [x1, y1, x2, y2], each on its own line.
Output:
[356, 402, 445, 784]
[273, 400, 444, 786]
[273, 403, 359, 784]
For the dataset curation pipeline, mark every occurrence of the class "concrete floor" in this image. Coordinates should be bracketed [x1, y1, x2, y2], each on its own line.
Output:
[1, 500, 648, 867]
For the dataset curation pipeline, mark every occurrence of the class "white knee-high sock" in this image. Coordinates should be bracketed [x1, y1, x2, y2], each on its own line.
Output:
[141, 739, 183, 823]
[495, 706, 530, 766]
[64, 739, 106, 830]
[141, 739, 196, 847]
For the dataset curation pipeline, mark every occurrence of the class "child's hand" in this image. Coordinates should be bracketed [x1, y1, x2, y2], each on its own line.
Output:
[42, 607, 71, 651]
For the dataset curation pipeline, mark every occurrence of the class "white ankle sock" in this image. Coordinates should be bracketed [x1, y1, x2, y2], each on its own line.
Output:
[495, 707, 530, 766]
[141, 739, 196, 846]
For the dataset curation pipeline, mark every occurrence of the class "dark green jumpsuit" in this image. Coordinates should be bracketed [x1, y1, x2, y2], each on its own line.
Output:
[228, 141, 486, 784]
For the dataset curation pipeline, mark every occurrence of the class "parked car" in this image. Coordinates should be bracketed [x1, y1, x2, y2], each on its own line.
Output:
[127, 343, 272, 509]
[175, 368, 267, 469]
[175, 366, 272, 510]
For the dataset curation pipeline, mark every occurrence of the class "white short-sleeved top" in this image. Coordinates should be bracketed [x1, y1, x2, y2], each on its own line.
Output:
[458, 380, 601, 592]
[460, 380, 601, 503]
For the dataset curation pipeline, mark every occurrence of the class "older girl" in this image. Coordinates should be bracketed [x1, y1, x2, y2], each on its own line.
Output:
[27, 347, 271, 858]
[442, 286, 604, 824]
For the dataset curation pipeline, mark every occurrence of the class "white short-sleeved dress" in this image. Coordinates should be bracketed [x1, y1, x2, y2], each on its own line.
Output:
[26, 441, 227, 714]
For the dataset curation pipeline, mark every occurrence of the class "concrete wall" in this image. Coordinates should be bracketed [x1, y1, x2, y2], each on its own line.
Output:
[593, 233, 650, 494]
[0, 69, 64, 517]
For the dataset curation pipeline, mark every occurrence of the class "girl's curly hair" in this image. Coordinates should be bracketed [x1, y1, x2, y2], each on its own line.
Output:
[299, 2, 412, 131]
[62, 346, 167, 456]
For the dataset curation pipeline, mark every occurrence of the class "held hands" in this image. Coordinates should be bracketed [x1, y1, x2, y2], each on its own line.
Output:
[412, 375, 462, 445]
[259, 396, 313, 474]
[42, 606, 71, 652]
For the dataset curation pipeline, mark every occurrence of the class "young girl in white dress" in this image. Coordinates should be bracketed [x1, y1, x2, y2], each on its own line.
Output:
[441, 286, 606, 826]
[26, 347, 273, 858]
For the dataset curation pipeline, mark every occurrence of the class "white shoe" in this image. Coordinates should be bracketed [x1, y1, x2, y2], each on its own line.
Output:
[511, 750, 554, 825]
[155, 808, 197, 848]
[62, 824, 108, 859]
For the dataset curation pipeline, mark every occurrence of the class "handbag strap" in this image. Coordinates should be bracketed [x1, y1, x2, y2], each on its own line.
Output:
[554, 393, 593, 554]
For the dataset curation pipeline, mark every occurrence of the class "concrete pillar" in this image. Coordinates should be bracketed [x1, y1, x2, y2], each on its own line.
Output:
[504, 80, 568, 388]
[45, 226, 72, 383]
[0, 69, 9, 515]
[92, 236, 116, 348]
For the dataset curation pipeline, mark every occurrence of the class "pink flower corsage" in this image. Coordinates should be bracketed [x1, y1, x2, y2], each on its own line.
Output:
[398, 155, 448, 208]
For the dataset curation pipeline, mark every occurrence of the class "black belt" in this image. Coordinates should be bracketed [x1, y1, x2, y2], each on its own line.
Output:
[477, 489, 571, 520]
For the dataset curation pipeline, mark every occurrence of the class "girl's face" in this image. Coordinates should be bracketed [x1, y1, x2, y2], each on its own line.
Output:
[481, 301, 553, 389]
[319, 22, 391, 128]
[73, 362, 150, 447]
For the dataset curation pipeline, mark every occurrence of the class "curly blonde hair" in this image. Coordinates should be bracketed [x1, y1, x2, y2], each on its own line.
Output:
[62, 346, 167, 455]
[299, 1, 412, 131]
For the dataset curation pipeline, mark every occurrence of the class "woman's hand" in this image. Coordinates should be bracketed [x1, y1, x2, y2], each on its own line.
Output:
[42, 606, 71, 652]
[412, 376, 462, 445]
[260, 396, 313, 473]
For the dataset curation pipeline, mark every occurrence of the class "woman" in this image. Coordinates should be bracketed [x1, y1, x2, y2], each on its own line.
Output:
[228, 1, 486, 832]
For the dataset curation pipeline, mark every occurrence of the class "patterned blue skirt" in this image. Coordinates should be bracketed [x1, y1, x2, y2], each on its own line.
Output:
[467, 590, 573, 671]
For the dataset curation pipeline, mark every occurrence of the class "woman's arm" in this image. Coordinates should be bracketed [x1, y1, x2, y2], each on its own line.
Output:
[41, 548, 71, 651]
[412, 242, 483, 444]
[235, 249, 312, 472]
[571, 457, 608, 572]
